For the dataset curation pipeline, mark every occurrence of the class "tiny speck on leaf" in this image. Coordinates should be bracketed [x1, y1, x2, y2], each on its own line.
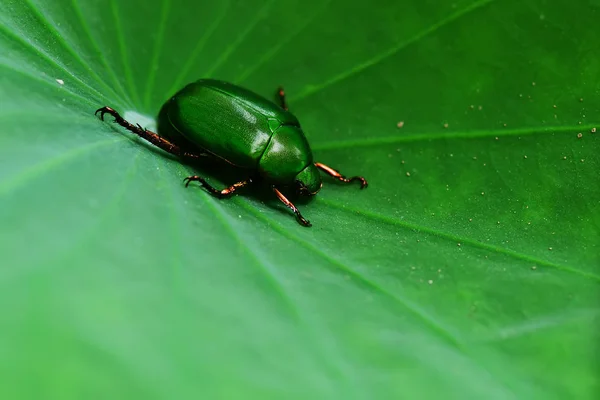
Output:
[592, 128, 596, 133]
[428, 280, 433, 285]
[548, 247, 553, 251]
[531, 266, 537, 270]
[443, 123, 449, 128]
[405, 172, 411, 177]
[579, 98, 584, 102]
[577, 133, 583, 138]
[532, 81, 536, 86]
[397, 121, 404, 128]
[56, 79, 64, 85]
[524, 155, 527, 159]
[481, 192, 485, 196]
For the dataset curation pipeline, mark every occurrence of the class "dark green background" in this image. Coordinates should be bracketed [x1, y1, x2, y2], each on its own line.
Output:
[1, 0, 599, 398]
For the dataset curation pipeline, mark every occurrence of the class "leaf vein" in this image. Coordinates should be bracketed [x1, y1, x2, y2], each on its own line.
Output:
[204, 0, 276, 79]
[235, 199, 465, 349]
[176, 164, 303, 321]
[319, 199, 600, 282]
[290, 0, 496, 102]
[143, 0, 171, 110]
[165, 0, 231, 96]
[311, 123, 600, 151]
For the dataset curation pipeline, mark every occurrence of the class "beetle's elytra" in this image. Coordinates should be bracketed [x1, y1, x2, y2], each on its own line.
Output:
[95, 79, 367, 226]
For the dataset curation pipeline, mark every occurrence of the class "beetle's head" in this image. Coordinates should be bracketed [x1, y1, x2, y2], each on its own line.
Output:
[295, 164, 322, 196]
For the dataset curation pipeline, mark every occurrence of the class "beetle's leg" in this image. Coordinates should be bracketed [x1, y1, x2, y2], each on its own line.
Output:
[272, 186, 311, 227]
[315, 162, 368, 189]
[184, 176, 253, 198]
[95, 106, 203, 161]
[276, 87, 288, 111]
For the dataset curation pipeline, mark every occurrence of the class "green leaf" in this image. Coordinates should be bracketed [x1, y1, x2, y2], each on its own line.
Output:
[1, 0, 599, 398]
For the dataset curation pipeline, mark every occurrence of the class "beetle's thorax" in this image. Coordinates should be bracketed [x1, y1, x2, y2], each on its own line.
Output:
[258, 125, 314, 183]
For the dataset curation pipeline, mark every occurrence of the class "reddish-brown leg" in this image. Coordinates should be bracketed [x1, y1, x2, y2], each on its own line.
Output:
[184, 176, 253, 198]
[95, 106, 204, 161]
[315, 162, 368, 189]
[273, 186, 311, 227]
[276, 87, 288, 111]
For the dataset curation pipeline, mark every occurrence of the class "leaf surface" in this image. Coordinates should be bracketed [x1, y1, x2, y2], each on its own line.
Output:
[1, 0, 599, 398]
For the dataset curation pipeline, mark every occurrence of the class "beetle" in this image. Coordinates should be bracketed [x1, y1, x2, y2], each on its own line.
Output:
[95, 79, 367, 226]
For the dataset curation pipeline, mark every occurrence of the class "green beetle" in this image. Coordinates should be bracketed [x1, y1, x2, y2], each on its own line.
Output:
[96, 79, 367, 226]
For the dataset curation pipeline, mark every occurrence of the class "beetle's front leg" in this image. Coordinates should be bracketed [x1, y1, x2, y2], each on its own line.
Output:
[315, 162, 368, 189]
[272, 186, 311, 227]
[184, 176, 252, 198]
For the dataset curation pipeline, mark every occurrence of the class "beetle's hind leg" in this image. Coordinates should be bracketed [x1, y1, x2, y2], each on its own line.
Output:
[276, 87, 288, 111]
[315, 162, 368, 189]
[95, 106, 203, 161]
[273, 186, 311, 227]
[184, 176, 253, 198]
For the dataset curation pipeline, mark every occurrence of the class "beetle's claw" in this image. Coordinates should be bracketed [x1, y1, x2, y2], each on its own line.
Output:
[94, 108, 105, 121]
[183, 175, 204, 188]
[350, 176, 368, 189]
[95, 106, 117, 122]
[297, 215, 312, 227]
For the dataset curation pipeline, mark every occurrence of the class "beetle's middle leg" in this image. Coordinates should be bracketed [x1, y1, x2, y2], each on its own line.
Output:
[184, 176, 253, 198]
[95, 106, 204, 161]
[276, 87, 288, 111]
[315, 162, 368, 189]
